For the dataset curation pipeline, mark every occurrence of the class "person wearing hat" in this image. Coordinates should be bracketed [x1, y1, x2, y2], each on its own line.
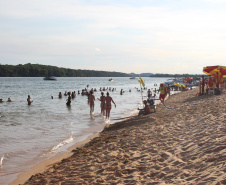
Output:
[159, 83, 167, 102]
[138, 100, 151, 115]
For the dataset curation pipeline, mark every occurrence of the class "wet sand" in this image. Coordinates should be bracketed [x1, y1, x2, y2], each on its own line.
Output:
[14, 88, 226, 185]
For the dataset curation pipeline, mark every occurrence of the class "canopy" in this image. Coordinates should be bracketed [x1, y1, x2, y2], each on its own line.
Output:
[185, 77, 193, 82]
[203, 65, 226, 77]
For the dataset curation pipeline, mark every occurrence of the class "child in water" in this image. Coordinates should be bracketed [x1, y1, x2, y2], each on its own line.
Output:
[99, 92, 105, 115]
[88, 90, 95, 114]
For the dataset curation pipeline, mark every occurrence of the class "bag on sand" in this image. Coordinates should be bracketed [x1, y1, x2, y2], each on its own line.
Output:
[214, 88, 221, 95]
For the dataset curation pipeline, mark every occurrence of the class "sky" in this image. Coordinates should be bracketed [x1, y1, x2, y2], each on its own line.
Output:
[0, 0, 226, 74]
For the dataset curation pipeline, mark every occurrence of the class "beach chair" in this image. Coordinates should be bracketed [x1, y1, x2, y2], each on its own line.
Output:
[208, 88, 214, 95]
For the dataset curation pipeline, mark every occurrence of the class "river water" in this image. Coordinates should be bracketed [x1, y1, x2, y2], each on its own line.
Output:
[0, 77, 168, 185]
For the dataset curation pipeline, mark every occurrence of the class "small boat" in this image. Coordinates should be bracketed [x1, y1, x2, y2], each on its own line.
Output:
[43, 76, 57, 80]
[129, 76, 136, 79]
[109, 78, 113, 81]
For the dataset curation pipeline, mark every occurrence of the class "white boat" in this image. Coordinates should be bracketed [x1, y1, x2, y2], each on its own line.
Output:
[43, 76, 57, 80]
[129, 76, 136, 79]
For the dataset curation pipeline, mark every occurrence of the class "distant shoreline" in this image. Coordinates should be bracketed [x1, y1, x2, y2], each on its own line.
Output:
[0, 63, 203, 77]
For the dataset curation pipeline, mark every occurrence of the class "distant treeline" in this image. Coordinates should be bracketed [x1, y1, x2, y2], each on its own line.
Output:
[150, 73, 203, 78]
[0, 63, 131, 77]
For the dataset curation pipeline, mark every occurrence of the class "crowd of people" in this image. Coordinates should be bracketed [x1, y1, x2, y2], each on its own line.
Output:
[200, 75, 226, 96]
[0, 83, 178, 119]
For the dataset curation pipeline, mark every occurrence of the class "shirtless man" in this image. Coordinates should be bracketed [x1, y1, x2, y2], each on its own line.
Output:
[105, 92, 116, 119]
[88, 90, 95, 114]
[138, 100, 151, 115]
[99, 92, 105, 115]
[27, 95, 33, 105]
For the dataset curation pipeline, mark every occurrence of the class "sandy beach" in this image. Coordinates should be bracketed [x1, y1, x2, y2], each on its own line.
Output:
[13, 88, 226, 185]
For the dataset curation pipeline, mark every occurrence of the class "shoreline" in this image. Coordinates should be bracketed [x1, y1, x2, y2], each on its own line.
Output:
[10, 90, 188, 185]
[11, 105, 140, 185]
[13, 88, 226, 184]
[10, 133, 100, 185]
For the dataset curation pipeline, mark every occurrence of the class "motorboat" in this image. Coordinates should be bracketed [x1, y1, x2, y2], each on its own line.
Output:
[109, 78, 113, 81]
[129, 76, 136, 79]
[43, 76, 57, 80]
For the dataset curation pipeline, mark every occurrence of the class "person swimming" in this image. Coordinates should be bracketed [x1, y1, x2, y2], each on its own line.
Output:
[59, 92, 62, 98]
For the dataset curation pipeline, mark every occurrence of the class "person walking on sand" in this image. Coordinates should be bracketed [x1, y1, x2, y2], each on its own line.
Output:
[105, 92, 116, 119]
[159, 83, 167, 102]
[88, 90, 95, 114]
[99, 92, 105, 116]
[27, 95, 33, 105]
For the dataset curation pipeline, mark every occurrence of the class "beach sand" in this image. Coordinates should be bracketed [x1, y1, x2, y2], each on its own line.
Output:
[14, 89, 226, 185]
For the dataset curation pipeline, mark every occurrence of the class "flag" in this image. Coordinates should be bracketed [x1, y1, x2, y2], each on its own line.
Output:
[138, 75, 145, 87]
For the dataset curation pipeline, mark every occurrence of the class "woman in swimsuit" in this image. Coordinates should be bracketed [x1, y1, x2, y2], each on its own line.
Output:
[88, 90, 95, 114]
[105, 92, 116, 119]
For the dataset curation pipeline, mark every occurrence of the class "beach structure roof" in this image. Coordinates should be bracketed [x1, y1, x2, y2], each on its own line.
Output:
[203, 65, 226, 77]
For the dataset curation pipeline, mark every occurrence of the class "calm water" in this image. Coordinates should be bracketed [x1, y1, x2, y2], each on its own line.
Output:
[0, 77, 168, 185]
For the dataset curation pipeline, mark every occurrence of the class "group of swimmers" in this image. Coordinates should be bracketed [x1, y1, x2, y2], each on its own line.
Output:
[0, 98, 12, 103]
[1, 83, 169, 119]
[57, 88, 117, 119]
[88, 91, 116, 119]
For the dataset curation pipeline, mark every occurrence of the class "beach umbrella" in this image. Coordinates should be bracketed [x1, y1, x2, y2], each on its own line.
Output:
[174, 83, 185, 87]
[203, 65, 226, 77]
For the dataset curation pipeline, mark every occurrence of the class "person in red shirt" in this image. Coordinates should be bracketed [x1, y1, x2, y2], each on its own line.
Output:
[159, 83, 167, 102]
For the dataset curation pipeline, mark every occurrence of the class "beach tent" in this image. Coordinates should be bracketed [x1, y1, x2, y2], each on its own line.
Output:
[203, 65, 226, 77]
[184, 77, 193, 82]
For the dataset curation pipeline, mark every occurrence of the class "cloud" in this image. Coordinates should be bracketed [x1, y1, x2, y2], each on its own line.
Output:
[1, 0, 226, 73]
[95, 48, 102, 52]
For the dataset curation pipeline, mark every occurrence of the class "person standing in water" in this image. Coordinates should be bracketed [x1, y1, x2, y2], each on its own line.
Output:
[88, 90, 95, 114]
[59, 92, 62, 98]
[27, 95, 33, 105]
[99, 92, 105, 115]
[105, 92, 116, 119]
